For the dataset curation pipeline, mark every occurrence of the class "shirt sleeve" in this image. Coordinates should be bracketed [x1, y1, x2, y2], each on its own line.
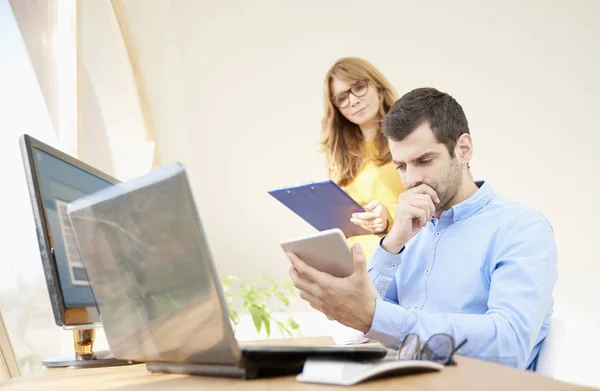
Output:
[367, 238, 403, 296]
[365, 213, 558, 369]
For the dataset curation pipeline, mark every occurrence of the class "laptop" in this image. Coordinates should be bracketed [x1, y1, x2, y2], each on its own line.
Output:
[66, 163, 387, 379]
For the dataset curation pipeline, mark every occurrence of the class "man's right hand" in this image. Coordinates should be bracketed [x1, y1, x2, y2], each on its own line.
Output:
[382, 184, 440, 254]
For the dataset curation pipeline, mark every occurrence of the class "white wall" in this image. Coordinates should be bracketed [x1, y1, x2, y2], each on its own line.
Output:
[83, 0, 599, 387]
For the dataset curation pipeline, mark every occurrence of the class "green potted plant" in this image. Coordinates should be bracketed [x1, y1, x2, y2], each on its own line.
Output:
[220, 275, 300, 338]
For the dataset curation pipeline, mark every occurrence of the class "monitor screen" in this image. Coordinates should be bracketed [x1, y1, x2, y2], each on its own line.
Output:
[21, 134, 120, 326]
[32, 147, 115, 309]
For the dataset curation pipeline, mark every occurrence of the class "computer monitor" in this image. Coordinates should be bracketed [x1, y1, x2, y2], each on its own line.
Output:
[19, 134, 131, 368]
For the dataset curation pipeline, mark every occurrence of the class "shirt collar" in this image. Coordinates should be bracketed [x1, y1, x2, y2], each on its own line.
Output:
[442, 181, 495, 222]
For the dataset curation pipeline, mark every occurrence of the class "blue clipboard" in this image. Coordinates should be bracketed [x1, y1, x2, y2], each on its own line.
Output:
[268, 180, 372, 238]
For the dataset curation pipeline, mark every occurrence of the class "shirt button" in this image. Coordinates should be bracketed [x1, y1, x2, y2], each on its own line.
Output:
[455, 218, 460, 223]
[413, 305, 418, 310]
[435, 232, 440, 236]
[425, 268, 430, 273]
[378, 291, 383, 296]
[391, 263, 396, 268]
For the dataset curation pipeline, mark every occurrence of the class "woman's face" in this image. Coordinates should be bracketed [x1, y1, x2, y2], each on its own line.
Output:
[330, 77, 381, 127]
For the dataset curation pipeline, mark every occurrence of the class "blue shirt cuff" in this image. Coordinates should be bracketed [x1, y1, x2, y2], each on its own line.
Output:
[367, 238, 403, 278]
[365, 298, 407, 348]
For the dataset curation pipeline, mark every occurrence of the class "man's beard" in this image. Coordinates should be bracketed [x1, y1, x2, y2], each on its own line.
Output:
[433, 158, 462, 212]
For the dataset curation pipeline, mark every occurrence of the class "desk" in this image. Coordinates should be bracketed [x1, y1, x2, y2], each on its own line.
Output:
[0, 337, 594, 390]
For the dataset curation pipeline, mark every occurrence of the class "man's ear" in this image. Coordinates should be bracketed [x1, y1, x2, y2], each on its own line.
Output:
[455, 133, 473, 166]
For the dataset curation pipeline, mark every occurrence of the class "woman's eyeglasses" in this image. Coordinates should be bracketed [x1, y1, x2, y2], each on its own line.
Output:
[331, 78, 369, 109]
[397, 333, 467, 366]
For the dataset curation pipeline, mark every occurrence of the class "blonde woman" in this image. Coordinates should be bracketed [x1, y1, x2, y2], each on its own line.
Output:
[321, 57, 405, 260]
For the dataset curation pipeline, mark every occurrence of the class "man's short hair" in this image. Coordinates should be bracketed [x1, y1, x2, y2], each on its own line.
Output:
[382, 87, 470, 157]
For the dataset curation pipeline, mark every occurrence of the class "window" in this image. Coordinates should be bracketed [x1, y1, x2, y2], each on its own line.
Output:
[0, 0, 108, 375]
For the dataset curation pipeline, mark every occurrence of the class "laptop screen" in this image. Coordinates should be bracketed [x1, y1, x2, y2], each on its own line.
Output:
[67, 164, 240, 365]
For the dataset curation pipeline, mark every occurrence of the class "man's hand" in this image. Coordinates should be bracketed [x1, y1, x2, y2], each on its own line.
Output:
[350, 200, 388, 233]
[382, 184, 440, 254]
[287, 244, 378, 333]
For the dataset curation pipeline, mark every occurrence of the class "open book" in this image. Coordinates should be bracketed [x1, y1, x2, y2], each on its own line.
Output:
[297, 357, 443, 386]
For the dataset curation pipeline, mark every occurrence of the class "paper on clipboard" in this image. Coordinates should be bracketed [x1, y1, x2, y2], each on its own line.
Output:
[268, 180, 373, 238]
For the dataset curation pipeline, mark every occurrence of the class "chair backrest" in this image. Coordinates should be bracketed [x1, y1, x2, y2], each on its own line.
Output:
[535, 317, 566, 377]
[0, 310, 21, 380]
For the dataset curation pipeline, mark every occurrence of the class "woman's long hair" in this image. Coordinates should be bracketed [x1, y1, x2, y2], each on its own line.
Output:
[321, 57, 398, 187]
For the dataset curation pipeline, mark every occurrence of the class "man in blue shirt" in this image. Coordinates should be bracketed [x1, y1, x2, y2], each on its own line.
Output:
[287, 87, 558, 369]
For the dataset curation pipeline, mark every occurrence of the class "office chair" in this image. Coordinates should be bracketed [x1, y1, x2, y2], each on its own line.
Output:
[535, 317, 566, 378]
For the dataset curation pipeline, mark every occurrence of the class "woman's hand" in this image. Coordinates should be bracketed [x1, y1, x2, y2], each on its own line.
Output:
[350, 200, 388, 233]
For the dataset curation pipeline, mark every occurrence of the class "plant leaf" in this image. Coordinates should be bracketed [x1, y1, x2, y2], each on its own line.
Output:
[275, 291, 289, 306]
[262, 313, 271, 337]
[249, 306, 262, 333]
[288, 317, 300, 330]
[274, 319, 293, 338]
[228, 308, 239, 325]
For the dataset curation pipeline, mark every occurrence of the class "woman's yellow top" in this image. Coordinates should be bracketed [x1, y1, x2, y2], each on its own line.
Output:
[343, 140, 405, 259]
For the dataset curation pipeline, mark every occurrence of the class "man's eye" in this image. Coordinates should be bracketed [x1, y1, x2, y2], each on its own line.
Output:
[396, 164, 406, 171]
[420, 159, 432, 164]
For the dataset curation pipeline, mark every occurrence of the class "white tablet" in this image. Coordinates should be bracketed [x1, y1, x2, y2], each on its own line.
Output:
[280, 229, 354, 278]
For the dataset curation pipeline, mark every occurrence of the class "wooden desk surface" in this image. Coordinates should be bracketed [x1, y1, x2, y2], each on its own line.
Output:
[1, 337, 594, 391]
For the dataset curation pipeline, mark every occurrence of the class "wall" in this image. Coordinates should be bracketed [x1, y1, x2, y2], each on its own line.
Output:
[81, 0, 599, 386]
[77, 0, 154, 180]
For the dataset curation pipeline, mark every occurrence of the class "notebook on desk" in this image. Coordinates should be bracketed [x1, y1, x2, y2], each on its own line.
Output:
[66, 163, 388, 379]
[268, 180, 379, 238]
[297, 357, 443, 386]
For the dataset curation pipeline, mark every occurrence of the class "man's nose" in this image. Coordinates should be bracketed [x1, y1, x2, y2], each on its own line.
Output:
[405, 167, 424, 189]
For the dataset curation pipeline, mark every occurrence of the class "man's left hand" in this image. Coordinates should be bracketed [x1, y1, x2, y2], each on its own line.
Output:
[287, 244, 378, 333]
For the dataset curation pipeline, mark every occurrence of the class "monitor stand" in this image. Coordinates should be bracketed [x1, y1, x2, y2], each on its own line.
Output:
[42, 328, 134, 368]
